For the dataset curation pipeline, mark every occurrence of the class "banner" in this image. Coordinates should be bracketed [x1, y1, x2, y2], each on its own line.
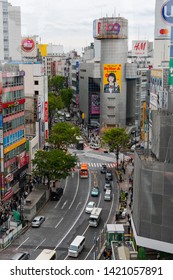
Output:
[103, 64, 122, 93]
[91, 95, 100, 115]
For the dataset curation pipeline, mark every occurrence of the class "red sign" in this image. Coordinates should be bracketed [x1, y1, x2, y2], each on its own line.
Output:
[44, 101, 48, 122]
[17, 151, 28, 169]
[132, 40, 148, 57]
[21, 38, 35, 52]
[3, 98, 25, 109]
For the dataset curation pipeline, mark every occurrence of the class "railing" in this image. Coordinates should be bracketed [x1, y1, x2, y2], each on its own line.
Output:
[0, 221, 23, 248]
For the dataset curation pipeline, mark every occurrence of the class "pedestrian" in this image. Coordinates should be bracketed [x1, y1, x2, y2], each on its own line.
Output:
[103, 249, 107, 260]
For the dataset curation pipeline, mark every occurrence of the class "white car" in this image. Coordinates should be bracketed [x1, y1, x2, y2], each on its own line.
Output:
[89, 143, 100, 150]
[32, 216, 45, 227]
[85, 201, 96, 214]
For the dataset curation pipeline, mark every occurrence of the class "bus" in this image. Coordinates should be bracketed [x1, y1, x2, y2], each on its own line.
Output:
[76, 136, 84, 150]
[79, 163, 89, 178]
[89, 207, 102, 227]
[35, 249, 56, 260]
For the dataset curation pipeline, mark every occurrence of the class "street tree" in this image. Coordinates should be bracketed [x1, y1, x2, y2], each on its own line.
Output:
[102, 127, 129, 169]
[49, 122, 80, 150]
[48, 92, 64, 130]
[60, 88, 73, 112]
[48, 75, 66, 93]
[32, 149, 77, 188]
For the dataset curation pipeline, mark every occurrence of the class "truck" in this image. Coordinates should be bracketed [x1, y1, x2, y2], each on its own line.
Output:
[89, 207, 102, 227]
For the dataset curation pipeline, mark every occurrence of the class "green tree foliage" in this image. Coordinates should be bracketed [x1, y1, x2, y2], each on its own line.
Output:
[60, 88, 73, 111]
[32, 149, 77, 187]
[48, 92, 64, 130]
[48, 75, 66, 93]
[49, 122, 80, 150]
[102, 128, 129, 169]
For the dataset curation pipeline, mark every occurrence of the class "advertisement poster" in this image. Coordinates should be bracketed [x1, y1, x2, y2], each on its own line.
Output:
[103, 64, 122, 93]
[91, 95, 100, 114]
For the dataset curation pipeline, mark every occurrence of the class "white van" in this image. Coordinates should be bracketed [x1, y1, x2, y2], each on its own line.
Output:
[68, 235, 85, 257]
[65, 113, 71, 121]
[104, 189, 112, 201]
[89, 207, 102, 227]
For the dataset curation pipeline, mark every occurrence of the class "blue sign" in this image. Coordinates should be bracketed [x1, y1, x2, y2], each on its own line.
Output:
[161, 0, 173, 25]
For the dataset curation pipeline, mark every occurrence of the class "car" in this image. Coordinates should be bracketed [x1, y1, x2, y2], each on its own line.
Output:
[104, 181, 112, 191]
[105, 170, 113, 181]
[54, 117, 58, 123]
[59, 116, 65, 122]
[32, 216, 45, 227]
[50, 188, 63, 201]
[10, 251, 30, 260]
[89, 143, 100, 150]
[85, 201, 96, 214]
[100, 164, 107, 174]
[91, 187, 99, 197]
[104, 189, 112, 201]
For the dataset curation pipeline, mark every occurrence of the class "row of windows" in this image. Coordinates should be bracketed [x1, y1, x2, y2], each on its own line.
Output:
[3, 116, 24, 132]
[5, 161, 18, 175]
[3, 76, 24, 87]
[5, 144, 25, 162]
[4, 130, 24, 148]
[2, 90, 24, 102]
[3, 104, 24, 115]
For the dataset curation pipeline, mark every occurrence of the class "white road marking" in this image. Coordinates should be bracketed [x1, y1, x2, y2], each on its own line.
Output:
[76, 202, 81, 210]
[15, 237, 30, 250]
[68, 170, 79, 209]
[34, 238, 46, 251]
[61, 200, 67, 209]
[55, 217, 63, 228]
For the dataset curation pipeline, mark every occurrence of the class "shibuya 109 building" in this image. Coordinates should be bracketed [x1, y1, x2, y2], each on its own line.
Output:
[93, 17, 128, 128]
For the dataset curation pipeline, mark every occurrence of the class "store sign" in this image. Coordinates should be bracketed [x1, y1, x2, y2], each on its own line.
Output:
[169, 58, 173, 85]
[17, 151, 28, 169]
[21, 38, 35, 52]
[5, 173, 14, 183]
[132, 40, 148, 57]
[105, 22, 120, 34]
[44, 101, 48, 122]
[161, 0, 173, 25]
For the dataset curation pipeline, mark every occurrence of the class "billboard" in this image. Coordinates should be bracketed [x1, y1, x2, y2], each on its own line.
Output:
[103, 64, 122, 93]
[93, 17, 128, 39]
[132, 40, 148, 57]
[150, 69, 168, 109]
[91, 95, 100, 115]
[154, 0, 171, 39]
[21, 36, 37, 58]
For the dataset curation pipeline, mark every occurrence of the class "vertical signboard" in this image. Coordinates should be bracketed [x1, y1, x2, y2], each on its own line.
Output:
[91, 95, 100, 115]
[103, 64, 122, 93]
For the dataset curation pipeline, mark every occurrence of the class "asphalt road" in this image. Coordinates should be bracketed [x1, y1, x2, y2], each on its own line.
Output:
[0, 148, 120, 260]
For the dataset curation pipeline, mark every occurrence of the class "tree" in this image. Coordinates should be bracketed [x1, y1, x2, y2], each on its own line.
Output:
[102, 128, 129, 169]
[49, 122, 80, 150]
[60, 88, 73, 112]
[48, 92, 64, 130]
[32, 149, 77, 188]
[48, 75, 66, 93]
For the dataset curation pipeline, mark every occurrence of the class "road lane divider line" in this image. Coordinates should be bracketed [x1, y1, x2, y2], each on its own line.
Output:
[61, 200, 67, 209]
[55, 170, 91, 251]
[55, 217, 63, 228]
[76, 202, 82, 210]
[84, 244, 95, 260]
[105, 193, 115, 226]
[34, 238, 46, 251]
[15, 237, 30, 250]
[68, 170, 79, 209]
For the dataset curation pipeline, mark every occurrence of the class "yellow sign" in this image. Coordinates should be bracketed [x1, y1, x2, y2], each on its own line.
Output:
[38, 44, 48, 57]
[103, 64, 122, 93]
[82, 113, 85, 119]
[4, 138, 26, 154]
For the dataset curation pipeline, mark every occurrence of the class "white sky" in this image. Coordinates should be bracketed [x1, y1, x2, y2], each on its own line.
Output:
[9, 0, 156, 53]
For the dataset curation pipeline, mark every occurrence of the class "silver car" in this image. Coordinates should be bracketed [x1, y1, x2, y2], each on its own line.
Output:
[32, 216, 45, 227]
[10, 251, 30, 260]
[85, 201, 96, 214]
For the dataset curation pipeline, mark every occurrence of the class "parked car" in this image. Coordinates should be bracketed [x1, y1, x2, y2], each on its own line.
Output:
[91, 187, 99, 197]
[50, 188, 63, 201]
[10, 251, 30, 260]
[100, 164, 107, 174]
[32, 216, 45, 228]
[105, 170, 113, 181]
[85, 201, 96, 214]
[104, 181, 112, 191]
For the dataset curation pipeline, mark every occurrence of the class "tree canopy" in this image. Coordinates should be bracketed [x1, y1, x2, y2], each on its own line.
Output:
[60, 88, 74, 112]
[102, 127, 129, 168]
[49, 122, 80, 150]
[48, 92, 64, 130]
[48, 75, 66, 93]
[32, 149, 77, 187]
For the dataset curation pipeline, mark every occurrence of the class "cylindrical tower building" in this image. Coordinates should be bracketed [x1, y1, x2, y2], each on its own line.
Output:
[93, 17, 128, 128]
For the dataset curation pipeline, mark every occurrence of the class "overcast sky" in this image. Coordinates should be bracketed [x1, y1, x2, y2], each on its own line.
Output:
[9, 0, 156, 53]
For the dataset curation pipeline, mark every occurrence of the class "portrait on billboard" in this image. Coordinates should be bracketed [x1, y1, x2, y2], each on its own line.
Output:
[103, 64, 121, 93]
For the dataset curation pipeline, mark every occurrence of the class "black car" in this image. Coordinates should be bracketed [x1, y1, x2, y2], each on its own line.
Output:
[104, 181, 112, 191]
[105, 170, 113, 181]
[100, 164, 107, 174]
[50, 188, 63, 201]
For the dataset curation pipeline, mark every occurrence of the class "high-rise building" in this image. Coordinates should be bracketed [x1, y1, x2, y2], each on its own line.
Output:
[0, 0, 21, 61]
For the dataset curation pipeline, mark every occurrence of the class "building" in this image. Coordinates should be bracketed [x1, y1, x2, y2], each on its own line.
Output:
[0, 64, 28, 202]
[0, 0, 21, 61]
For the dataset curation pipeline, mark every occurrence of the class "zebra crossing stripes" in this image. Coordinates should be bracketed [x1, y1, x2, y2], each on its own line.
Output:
[76, 162, 117, 168]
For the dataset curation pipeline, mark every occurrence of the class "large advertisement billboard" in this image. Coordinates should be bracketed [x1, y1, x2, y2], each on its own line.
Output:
[131, 40, 148, 57]
[21, 36, 37, 58]
[103, 64, 122, 93]
[154, 0, 170, 39]
[91, 95, 100, 115]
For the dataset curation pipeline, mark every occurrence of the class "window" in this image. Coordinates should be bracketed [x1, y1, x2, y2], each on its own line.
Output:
[34, 80, 39, 85]
[34, 91, 39, 95]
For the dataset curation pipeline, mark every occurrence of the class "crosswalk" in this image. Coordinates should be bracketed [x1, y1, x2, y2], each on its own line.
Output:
[76, 162, 117, 168]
